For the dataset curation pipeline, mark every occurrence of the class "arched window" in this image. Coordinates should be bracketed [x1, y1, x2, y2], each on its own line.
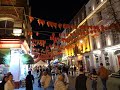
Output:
[0, 20, 14, 36]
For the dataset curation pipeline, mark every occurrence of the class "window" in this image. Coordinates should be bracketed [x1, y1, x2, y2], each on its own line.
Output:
[88, 6, 92, 13]
[74, 21, 77, 26]
[96, 0, 100, 4]
[112, 30, 120, 45]
[82, 12, 84, 20]
[0, 20, 14, 36]
[100, 32, 106, 47]
[97, 11, 102, 22]
[92, 36, 97, 50]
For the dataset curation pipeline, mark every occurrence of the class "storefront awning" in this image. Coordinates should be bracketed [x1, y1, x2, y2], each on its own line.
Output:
[21, 54, 34, 64]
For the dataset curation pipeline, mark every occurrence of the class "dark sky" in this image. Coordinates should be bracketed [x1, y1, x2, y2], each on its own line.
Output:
[29, 0, 89, 48]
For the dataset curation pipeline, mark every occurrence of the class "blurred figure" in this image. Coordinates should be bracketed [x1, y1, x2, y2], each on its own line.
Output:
[26, 71, 34, 90]
[74, 66, 76, 76]
[62, 69, 69, 90]
[75, 68, 87, 90]
[91, 69, 98, 90]
[40, 71, 51, 90]
[98, 63, 108, 90]
[54, 74, 67, 90]
[0, 75, 8, 90]
[4, 74, 14, 90]
[38, 70, 43, 87]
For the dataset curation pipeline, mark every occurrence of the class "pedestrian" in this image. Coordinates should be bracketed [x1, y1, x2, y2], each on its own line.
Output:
[91, 69, 98, 90]
[40, 71, 51, 90]
[62, 69, 69, 90]
[26, 71, 34, 90]
[75, 68, 87, 90]
[54, 74, 67, 90]
[38, 70, 43, 87]
[4, 73, 15, 90]
[98, 63, 108, 90]
[74, 66, 77, 76]
[0, 75, 8, 90]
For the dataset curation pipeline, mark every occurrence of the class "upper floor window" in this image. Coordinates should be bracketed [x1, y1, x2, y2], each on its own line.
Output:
[0, 20, 14, 36]
[82, 12, 85, 20]
[74, 21, 77, 26]
[112, 30, 120, 45]
[78, 17, 80, 24]
[96, 0, 100, 4]
[92, 36, 97, 50]
[100, 32, 106, 47]
[88, 6, 92, 13]
[97, 11, 102, 22]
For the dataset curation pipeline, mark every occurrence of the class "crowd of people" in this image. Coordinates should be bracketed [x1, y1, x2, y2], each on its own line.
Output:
[35, 65, 70, 90]
[0, 62, 109, 90]
[34, 62, 109, 90]
[75, 63, 109, 90]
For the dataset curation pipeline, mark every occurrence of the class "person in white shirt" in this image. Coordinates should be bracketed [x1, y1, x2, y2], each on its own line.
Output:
[40, 71, 51, 90]
[4, 73, 15, 90]
[62, 70, 69, 89]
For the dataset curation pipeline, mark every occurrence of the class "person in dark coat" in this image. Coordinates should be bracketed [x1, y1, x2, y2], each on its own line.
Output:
[0, 75, 8, 90]
[26, 71, 34, 90]
[75, 68, 87, 90]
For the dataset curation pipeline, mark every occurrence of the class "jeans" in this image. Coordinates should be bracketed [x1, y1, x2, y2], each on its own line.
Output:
[101, 78, 107, 90]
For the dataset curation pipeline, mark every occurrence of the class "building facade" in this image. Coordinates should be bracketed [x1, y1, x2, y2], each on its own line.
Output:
[86, 0, 120, 72]
[0, 0, 32, 87]
[62, 0, 120, 72]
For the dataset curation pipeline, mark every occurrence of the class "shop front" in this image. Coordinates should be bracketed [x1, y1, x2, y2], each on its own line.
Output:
[0, 39, 32, 88]
[104, 44, 120, 72]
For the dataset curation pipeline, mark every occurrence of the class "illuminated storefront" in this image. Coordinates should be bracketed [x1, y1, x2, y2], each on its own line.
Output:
[0, 39, 32, 84]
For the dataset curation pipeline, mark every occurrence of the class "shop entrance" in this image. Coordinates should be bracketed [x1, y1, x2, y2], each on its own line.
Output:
[85, 56, 90, 72]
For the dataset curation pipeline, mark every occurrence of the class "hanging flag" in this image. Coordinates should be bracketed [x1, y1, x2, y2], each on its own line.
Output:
[29, 16, 34, 23]
[37, 19, 45, 26]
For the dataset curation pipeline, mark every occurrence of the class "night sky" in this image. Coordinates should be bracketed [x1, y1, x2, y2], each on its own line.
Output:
[29, 0, 89, 49]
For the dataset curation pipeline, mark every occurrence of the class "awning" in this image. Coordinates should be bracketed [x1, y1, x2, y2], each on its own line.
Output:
[21, 54, 34, 64]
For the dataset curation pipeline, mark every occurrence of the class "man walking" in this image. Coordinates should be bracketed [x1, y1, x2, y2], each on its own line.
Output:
[75, 68, 87, 90]
[26, 71, 34, 90]
[98, 63, 108, 90]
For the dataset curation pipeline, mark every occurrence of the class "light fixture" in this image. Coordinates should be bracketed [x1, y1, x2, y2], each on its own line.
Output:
[93, 6, 95, 10]
[13, 28, 22, 36]
[80, 40, 83, 43]
[93, 50, 101, 54]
